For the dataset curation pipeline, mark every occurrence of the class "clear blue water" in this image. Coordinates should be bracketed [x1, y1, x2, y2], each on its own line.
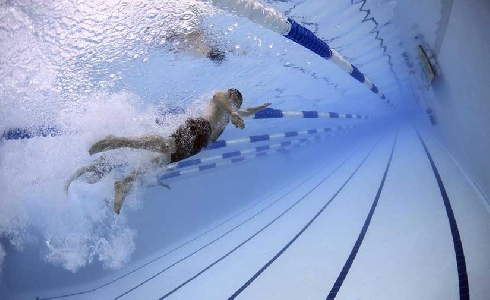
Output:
[1, 0, 489, 299]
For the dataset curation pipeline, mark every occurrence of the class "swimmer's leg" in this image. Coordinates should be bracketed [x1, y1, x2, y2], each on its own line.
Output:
[113, 153, 171, 214]
[65, 156, 113, 193]
[89, 135, 176, 155]
[151, 154, 173, 190]
[114, 175, 137, 215]
[65, 165, 96, 193]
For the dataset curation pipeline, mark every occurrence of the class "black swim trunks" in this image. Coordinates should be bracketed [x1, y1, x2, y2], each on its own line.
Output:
[170, 118, 212, 163]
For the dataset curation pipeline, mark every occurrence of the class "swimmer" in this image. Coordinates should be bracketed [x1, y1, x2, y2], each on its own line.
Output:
[165, 29, 227, 64]
[75, 89, 270, 214]
[146, 6, 228, 64]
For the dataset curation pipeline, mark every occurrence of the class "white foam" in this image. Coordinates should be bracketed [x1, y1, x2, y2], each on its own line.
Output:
[0, 0, 221, 273]
[0, 0, 317, 276]
[0, 86, 211, 272]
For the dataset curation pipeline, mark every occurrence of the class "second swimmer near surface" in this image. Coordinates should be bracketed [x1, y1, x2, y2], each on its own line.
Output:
[66, 89, 271, 214]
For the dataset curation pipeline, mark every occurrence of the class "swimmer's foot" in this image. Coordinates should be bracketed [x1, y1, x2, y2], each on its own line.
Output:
[64, 180, 72, 194]
[89, 135, 119, 156]
[114, 178, 133, 214]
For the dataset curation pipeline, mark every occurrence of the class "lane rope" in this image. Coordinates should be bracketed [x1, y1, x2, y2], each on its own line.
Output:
[206, 0, 394, 105]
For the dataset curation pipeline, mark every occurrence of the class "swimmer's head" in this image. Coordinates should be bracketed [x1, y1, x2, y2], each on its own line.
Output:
[228, 88, 243, 108]
[207, 47, 226, 64]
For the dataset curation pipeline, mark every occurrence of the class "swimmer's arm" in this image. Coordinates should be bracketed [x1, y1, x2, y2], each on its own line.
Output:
[212, 92, 245, 129]
[212, 92, 237, 114]
[238, 102, 272, 117]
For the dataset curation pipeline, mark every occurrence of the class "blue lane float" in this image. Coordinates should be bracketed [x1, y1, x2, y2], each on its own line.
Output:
[205, 123, 364, 150]
[167, 140, 295, 171]
[159, 134, 330, 182]
[1, 125, 62, 141]
[208, 0, 394, 106]
[1, 108, 372, 141]
[159, 148, 289, 181]
[166, 129, 342, 171]
[252, 108, 376, 120]
[158, 122, 367, 182]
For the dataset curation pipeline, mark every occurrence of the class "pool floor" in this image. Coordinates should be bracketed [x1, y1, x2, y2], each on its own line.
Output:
[21, 124, 490, 300]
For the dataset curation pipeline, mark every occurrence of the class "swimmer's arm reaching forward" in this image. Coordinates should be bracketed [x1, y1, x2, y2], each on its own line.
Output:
[238, 102, 272, 117]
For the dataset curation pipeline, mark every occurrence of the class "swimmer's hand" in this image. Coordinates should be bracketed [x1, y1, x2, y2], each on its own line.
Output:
[258, 102, 272, 110]
[238, 103, 272, 118]
[231, 111, 245, 129]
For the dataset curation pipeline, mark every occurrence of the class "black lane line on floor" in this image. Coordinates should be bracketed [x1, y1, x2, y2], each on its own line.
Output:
[155, 137, 383, 300]
[37, 136, 357, 300]
[228, 133, 392, 300]
[38, 137, 359, 300]
[325, 131, 398, 299]
[416, 129, 470, 300]
[37, 184, 293, 300]
[113, 138, 371, 300]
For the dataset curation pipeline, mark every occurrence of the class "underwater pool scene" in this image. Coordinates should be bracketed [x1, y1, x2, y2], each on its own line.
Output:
[1, 0, 489, 299]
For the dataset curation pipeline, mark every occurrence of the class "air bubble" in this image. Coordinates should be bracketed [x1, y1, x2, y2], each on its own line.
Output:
[180, 11, 194, 20]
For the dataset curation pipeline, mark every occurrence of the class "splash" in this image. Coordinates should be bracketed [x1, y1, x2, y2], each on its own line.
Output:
[0, 0, 216, 273]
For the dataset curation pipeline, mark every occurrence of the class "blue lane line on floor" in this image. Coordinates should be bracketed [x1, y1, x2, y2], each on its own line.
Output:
[113, 140, 369, 300]
[227, 135, 387, 300]
[325, 131, 398, 299]
[154, 138, 382, 300]
[416, 129, 470, 300]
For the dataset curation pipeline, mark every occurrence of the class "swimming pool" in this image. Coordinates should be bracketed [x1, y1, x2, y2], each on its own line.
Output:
[1, 0, 489, 299]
